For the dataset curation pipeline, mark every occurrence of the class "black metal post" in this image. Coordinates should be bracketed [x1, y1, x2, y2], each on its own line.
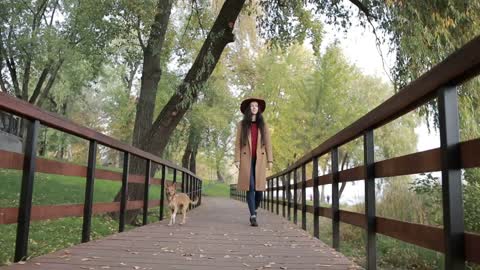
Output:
[188, 174, 192, 210]
[268, 180, 271, 212]
[276, 177, 279, 215]
[438, 86, 465, 270]
[270, 180, 273, 212]
[160, 165, 166, 221]
[364, 130, 376, 269]
[313, 156, 319, 239]
[82, 140, 97, 243]
[182, 171, 185, 193]
[282, 175, 286, 218]
[293, 168, 298, 224]
[301, 163, 307, 230]
[332, 148, 340, 250]
[287, 171, 291, 221]
[173, 168, 177, 183]
[14, 119, 39, 262]
[119, 152, 129, 232]
[142, 159, 151, 226]
[199, 180, 202, 206]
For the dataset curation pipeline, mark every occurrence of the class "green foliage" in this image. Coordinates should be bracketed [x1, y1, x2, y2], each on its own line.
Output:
[246, 42, 417, 171]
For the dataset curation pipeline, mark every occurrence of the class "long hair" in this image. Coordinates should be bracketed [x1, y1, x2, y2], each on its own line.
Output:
[241, 107, 266, 147]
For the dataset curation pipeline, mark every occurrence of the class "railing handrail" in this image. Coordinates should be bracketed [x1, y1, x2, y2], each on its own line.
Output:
[270, 35, 480, 179]
[0, 92, 197, 177]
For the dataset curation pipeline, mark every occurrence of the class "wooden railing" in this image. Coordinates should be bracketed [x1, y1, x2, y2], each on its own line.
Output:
[231, 35, 480, 270]
[0, 92, 203, 262]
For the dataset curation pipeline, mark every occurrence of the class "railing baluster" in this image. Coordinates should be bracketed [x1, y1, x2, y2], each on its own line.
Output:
[313, 156, 319, 239]
[293, 168, 298, 224]
[14, 119, 39, 262]
[282, 175, 286, 218]
[82, 140, 97, 243]
[364, 130, 376, 269]
[287, 171, 291, 221]
[268, 180, 272, 212]
[332, 148, 340, 250]
[182, 171, 185, 193]
[160, 165, 166, 221]
[301, 163, 306, 230]
[142, 159, 151, 226]
[119, 152, 129, 232]
[276, 177, 279, 215]
[438, 86, 465, 269]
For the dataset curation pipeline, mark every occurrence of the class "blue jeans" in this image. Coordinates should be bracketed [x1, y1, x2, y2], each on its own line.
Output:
[247, 158, 262, 216]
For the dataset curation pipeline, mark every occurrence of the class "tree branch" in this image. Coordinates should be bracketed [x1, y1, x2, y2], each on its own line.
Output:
[348, 0, 375, 20]
[2, 24, 21, 98]
[136, 16, 145, 50]
[193, 0, 206, 37]
[36, 59, 63, 107]
[142, 0, 246, 156]
[29, 63, 51, 104]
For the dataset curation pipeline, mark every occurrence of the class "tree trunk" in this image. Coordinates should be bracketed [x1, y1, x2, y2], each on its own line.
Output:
[189, 146, 197, 173]
[140, 0, 245, 157]
[338, 152, 349, 199]
[216, 162, 224, 182]
[117, 0, 246, 225]
[112, 0, 174, 225]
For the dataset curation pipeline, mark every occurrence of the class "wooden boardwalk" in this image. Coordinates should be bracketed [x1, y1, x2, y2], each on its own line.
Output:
[3, 197, 360, 270]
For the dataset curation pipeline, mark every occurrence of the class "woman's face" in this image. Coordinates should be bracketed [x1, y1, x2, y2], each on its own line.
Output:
[250, 101, 259, 115]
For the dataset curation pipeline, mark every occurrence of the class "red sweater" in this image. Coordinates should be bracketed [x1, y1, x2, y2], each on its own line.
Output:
[251, 122, 258, 158]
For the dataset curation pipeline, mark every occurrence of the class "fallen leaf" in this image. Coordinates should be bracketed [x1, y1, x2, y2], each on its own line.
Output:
[243, 263, 250, 267]
[81, 258, 90, 261]
[17, 261, 26, 265]
[133, 266, 141, 270]
[101, 266, 110, 269]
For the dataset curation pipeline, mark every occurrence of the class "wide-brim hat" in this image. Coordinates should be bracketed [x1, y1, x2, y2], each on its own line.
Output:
[240, 97, 266, 114]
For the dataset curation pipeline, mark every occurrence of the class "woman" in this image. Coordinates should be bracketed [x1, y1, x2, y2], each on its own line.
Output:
[234, 97, 273, 226]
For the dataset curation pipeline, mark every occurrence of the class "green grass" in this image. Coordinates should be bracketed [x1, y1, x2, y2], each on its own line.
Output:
[0, 169, 163, 266]
[0, 169, 230, 266]
[201, 180, 230, 197]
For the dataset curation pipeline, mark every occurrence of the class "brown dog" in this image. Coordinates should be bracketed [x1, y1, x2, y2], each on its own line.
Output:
[165, 182, 199, 226]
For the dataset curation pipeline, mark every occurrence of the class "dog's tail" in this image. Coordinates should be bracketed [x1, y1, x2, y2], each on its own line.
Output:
[190, 196, 199, 206]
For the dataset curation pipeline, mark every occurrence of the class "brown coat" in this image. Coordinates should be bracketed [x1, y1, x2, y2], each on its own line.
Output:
[234, 121, 273, 191]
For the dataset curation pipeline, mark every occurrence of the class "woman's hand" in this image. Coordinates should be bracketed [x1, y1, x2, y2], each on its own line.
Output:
[268, 161, 273, 170]
[235, 161, 240, 169]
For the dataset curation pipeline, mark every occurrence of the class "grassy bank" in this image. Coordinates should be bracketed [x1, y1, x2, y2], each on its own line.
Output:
[0, 170, 231, 265]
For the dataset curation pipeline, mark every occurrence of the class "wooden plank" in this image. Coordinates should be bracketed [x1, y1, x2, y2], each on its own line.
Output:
[339, 210, 366, 229]
[0, 200, 161, 224]
[376, 217, 444, 252]
[0, 149, 162, 185]
[461, 138, 480, 169]
[465, 232, 480, 264]
[2, 197, 360, 270]
[375, 148, 441, 178]
[338, 166, 364, 182]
